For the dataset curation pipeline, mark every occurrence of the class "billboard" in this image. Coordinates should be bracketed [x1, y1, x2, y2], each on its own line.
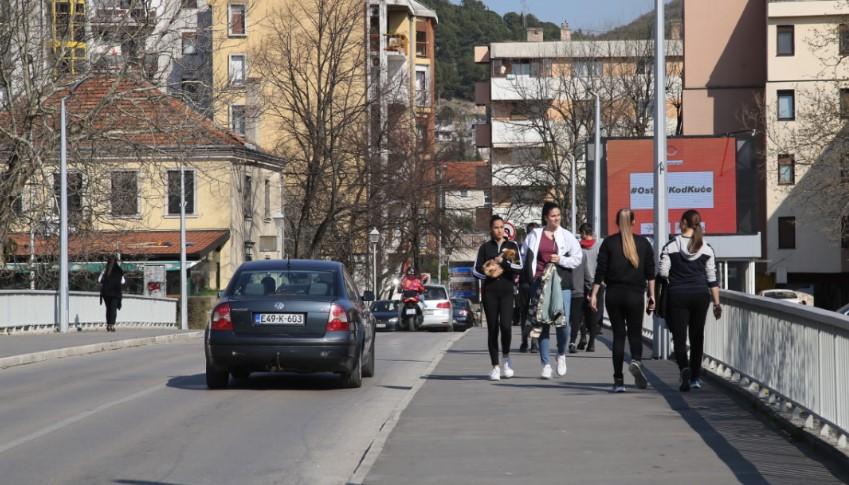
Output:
[605, 138, 738, 236]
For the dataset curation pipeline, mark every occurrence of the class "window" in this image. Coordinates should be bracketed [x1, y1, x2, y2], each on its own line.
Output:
[259, 235, 277, 252]
[229, 54, 245, 85]
[777, 90, 795, 120]
[840, 24, 849, 56]
[182, 0, 197, 8]
[53, 172, 83, 220]
[243, 174, 252, 217]
[416, 30, 427, 57]
[778, 216, 796, 249]
[841, 89, 849, 119]
[777, 154, 795, 185]
[230, 105, 246, 135]
[415, 66, 428, 106]
[636, 59, 648, 75]
[167, 170, 195, 215]
[181, 76, 200, 103]
[574, 61, 603, 78]
[512, 60, 530, 76]
[264, 179, 271, 220]
[181, 32, 197, 55]
[228, 3, 246, 36]
[110, 171, 139, 216]
[777, 25, 794, 56]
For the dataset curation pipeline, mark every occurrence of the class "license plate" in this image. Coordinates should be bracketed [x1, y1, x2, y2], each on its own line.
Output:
[255, 313, 305, 325]
[376, 322, 386, 328]
[405, 309, 417, 315]
[425, 310, 435, 315]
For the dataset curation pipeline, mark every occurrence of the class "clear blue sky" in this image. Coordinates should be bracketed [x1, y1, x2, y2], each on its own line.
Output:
[476, 0, 660, 35]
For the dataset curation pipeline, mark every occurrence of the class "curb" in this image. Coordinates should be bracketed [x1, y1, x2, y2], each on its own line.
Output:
[0, 331, 204, 370]
[346, 329, 467, 485]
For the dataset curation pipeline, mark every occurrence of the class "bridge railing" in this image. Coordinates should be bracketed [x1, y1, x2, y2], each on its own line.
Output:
[0, 290, 177, 333]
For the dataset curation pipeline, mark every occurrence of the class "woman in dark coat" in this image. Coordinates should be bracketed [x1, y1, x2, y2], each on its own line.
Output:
[99, 255, 125, 332]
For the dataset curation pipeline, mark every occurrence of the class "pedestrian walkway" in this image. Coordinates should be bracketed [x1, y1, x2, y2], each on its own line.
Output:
[0, 328, 191, 359]
[365, 328, 849, 484]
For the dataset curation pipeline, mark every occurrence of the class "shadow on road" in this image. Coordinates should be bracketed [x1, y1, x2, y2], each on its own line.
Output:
[166, 372, 349, 391]
[113, 480, 186, 485]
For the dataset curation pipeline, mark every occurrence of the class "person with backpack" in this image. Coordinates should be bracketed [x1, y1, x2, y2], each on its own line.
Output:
[659, 209, 722, 391]
[99, 255, 125, 332]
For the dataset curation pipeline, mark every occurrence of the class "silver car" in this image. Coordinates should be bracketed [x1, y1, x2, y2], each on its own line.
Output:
[420, 284, 452, 331]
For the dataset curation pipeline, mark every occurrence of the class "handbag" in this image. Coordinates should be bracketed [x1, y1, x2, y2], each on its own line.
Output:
[656, 276, 669, 318]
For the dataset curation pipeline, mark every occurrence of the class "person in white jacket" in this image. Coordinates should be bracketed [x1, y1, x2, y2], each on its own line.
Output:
[524, 202, 583, 379]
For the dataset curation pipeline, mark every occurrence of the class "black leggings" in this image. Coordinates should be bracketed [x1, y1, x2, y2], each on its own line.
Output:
[569, 296, 585, 343]
[104, 296, 120, 326]
[483, 287, 513, 366]
[667, 291, 710, 380]
[605, 287, 644, 379]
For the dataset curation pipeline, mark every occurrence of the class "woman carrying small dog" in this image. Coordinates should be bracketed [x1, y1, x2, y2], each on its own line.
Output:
[473, 215, 523, 381]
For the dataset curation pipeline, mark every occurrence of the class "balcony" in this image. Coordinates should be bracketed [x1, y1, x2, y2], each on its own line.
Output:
[490, 77, 561, 101]
[474, 82, 490, 106]
[491, 119, 545, 147]
[474, 123, 491, 148]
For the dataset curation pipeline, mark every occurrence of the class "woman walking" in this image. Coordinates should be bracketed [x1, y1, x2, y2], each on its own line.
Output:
[524, 202, 583, 379]
[659, 210, 722, 391]
[590, 209, 656, 392]
[473, 215, 523, 381]
[99, 255, 125, 332]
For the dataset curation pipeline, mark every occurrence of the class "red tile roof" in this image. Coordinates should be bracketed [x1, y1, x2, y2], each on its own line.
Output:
[443, 160, 489, 190]
[8, 230, 229, 258]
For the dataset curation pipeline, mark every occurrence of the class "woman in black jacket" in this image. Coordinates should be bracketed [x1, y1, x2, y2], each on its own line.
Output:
[590, 209, 656, 392]
[473, 215, 523, 381]
[99, 255, 125, 332]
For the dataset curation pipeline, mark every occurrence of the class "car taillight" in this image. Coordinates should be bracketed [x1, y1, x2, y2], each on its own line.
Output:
[326, 303, 350, 332]
[437, 301, 451, 309]
[211, 303, 233, 331]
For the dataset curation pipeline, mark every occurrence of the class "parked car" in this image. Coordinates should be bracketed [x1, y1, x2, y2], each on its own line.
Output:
[420, 284, 452, 331]
[835, 303, 849, 317]
[371, 300, 401, 331]
[451, 298, 476, 331]
[204, 259, 376, 389]
[759, 289, 814, 306]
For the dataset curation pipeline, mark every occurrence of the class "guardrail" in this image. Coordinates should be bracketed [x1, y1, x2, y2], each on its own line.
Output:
[0, 290, 177, 333]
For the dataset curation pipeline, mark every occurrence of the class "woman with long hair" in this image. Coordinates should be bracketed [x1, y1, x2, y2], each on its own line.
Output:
[473, 215, 523, 381]
[99, 255, 125, 332]
[659, 210, 722, 391]
[524, 202, 583, 379]
[590, 209, 656, 392]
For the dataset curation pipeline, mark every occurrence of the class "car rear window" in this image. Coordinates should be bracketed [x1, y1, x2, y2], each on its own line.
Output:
[228, 270, 337, 297]
[452, 299, 470, 310]
[372, 301, 399, 312]
[424, 287, 448, 300]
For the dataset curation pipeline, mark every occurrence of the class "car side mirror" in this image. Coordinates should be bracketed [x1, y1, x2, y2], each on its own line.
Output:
[362, 291, 375, 302]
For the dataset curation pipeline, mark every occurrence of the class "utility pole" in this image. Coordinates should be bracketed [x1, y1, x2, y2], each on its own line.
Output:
[59, 97, 69, 333]
[180, 163, 188, 331]
[592, 92, 601, 237]
[652, 0, 670, 359]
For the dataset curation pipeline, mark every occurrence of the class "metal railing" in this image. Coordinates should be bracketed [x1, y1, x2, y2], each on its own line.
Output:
[0, 290, 177, 333]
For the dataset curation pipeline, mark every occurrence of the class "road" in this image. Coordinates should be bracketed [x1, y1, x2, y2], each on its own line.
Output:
[0, 331, 457, 485]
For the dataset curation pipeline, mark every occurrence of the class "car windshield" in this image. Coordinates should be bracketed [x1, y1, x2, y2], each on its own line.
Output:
[424, 286, 448, 300]
[228, 270, 337, 297]
[372, 301, 399, 312]
[765, 291, 798, 300]
[452, 299, 470, 310]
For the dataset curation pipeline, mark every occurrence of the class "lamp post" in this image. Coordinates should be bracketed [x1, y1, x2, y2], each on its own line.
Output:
[369, 227, 380, 295]
[179, 163, 188, 331]
[59, 97, 69, 333]
[592, 92, 601, 237]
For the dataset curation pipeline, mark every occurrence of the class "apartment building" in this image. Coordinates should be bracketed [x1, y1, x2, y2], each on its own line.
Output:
[764, 0, 849, 307]
[474, 24, 683, 227]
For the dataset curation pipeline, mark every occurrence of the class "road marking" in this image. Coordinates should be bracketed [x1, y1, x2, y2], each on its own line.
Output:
[0, 382, 164, 455]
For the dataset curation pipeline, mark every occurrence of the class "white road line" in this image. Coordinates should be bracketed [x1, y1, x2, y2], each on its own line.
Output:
[0, 382, 164, 455]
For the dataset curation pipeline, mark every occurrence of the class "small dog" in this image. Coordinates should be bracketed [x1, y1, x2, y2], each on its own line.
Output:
[483, 248, 519, 278]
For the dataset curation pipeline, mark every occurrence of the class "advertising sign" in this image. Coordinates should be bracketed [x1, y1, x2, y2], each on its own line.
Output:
[144, 264, 167, 298]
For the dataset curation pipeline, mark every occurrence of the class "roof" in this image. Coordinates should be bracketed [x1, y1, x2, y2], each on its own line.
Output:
[443, 160, 489, 190]
[8, 230, 229, 259]
[380, 0, 438, 22]
[489, 40, 683, 59]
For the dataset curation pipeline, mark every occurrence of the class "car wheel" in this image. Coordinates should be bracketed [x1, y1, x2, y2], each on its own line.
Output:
[362, 339, 375, 378]
[341, 348, 363, 388]
[206, 361, 229, 389]
[231, 368, 251, 381]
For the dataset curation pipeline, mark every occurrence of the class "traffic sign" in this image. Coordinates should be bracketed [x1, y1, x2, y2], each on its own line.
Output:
[503, 221, 516, 241]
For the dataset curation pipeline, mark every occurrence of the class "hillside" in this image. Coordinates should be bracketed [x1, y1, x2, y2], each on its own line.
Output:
[598, 0, 683, 40]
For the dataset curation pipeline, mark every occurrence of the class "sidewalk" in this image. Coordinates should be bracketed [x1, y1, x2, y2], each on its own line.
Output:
[364, 328, 849, 485]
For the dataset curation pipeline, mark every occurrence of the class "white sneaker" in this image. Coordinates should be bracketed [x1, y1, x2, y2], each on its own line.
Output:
[541, 364, 553, 379]
[502, 358, 514, 379]
[556, 354, 567, 376]
[489, 366, 501, 381]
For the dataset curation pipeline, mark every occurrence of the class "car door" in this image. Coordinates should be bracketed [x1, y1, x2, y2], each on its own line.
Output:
[343, 271, 372, 351]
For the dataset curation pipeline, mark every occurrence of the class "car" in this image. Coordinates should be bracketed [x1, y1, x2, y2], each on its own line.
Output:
[451, 298, 477, 331]
[836, 303, 849, 317]
[759, 289, 813, 306]
[204, 259, 376, 389]
[371, 300, 401, 331]
[420, 284, 452, 331]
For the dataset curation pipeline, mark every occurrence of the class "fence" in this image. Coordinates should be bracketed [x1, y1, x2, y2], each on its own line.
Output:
[0, 290, 177, 333]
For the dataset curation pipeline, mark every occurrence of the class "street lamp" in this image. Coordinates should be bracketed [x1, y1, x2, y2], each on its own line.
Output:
[369, 227, 380, 295]
[59, 96, 69, 333]
[272, 211, 286, 259]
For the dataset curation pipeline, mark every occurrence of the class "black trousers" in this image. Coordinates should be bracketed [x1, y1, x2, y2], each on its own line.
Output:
[569, 296, 585, 343]
[103, 296, 120, 326]
[605, 286, 644, 379]
[667, 291, 711, 380]
[585, 286, 605, 345]
[515, 285, 531, 347]
[483, 285, 514, 366]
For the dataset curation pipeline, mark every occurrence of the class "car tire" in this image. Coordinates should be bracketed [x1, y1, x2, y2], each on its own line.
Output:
[341, 349, 363, 388]
[362, 339, 375, 378]
[206, 361, 229, 389]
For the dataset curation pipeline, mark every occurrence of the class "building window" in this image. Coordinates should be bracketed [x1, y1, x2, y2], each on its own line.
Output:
[416, 30, 427, 57]
[574, 61, 603, 79]
[182, 0, 197, 8]
[636, 59, 648, 75]
[841, 89, 849, 119]
[259, 235, 277, 252]
[229, 54, 245, 85]
[777, 90, 795, 120]
[181, 32, 197, 55]
[840, 24, 849, 56]
[264, 179, 271, 220]
[415, 66, 428, 106]
[53, 171, 84, 220]
[167, 170, 195, 215]
[230, 105, 246, 135]
[110, 171, 139, 216]
[228, 3, 246, 36]
[778, 216, 796, 249]
[181, 76, 200, 103]
[777, 25, 794, 56]
[777, 154, 795, 185]
[243, 174, 252, 218]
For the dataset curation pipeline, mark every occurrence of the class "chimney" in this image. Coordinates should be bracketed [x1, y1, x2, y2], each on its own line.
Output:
[527, 27, 543, 43]
[560, 20, 571, 42]
[670, 20, 682, 41]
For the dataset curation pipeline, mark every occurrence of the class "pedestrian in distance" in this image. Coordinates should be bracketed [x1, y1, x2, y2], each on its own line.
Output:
[99, 255, 125, 332]
[590, 208, 656, 392]
[578, 223, 603, 352]
[524, 202, 583, 379]
[473, 215, 523, 381]
[658, 209, 722, 392]
[517, 222, 539, 353]
[568, 232, 591, 353]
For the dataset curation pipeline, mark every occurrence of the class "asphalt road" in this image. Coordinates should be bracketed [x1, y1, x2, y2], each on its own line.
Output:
[0, 330, 457, 485]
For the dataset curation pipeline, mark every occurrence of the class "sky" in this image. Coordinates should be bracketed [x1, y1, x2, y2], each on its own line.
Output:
[476, 0, 661, 35]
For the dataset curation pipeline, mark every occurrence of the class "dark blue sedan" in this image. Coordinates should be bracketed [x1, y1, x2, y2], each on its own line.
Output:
[371, 300, 401, 331]
[205, 259, 376, 389]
